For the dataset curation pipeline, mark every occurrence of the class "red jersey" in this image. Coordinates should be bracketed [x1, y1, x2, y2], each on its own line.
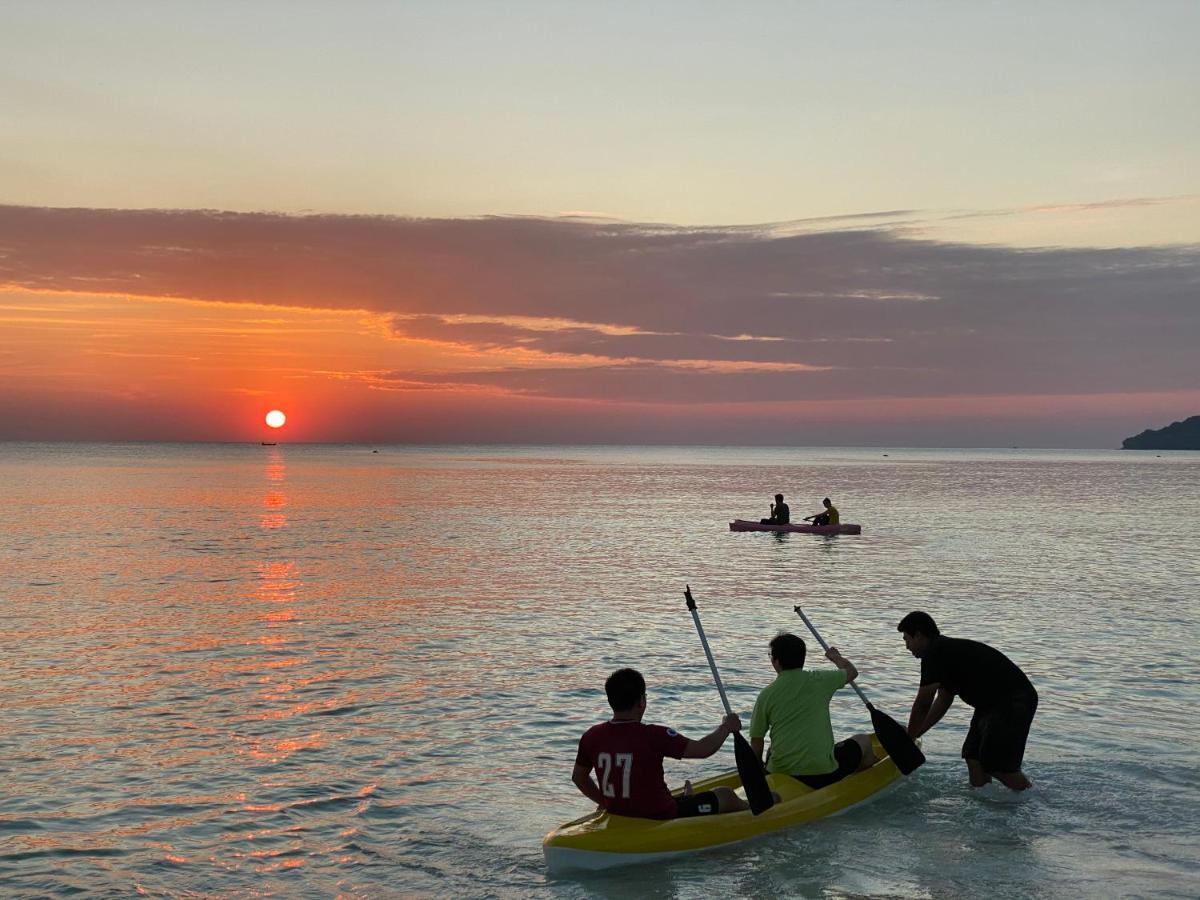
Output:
[575, 720, 690, 819]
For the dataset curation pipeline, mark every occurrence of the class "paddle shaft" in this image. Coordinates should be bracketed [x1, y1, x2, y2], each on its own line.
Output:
[792, 605, 873, 708]
[684, 585, 775, 814]
[687, 598, 734, 717]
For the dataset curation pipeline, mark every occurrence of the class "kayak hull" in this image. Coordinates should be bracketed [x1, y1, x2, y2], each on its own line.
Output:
[729, 519, 862, 535]
[544, 736, 901, 874]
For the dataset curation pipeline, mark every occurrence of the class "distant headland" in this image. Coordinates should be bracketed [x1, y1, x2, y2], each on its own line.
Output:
[1122, 416, 1200, 450]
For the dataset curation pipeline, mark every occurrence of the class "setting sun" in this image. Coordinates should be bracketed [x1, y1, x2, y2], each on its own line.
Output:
[265, 409, 286, 428]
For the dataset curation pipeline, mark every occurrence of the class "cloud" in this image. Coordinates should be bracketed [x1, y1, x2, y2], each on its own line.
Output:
[1, 203, 1198, 409]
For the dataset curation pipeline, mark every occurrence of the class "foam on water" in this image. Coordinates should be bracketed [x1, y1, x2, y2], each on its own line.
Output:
[0, 443, 1197, 897]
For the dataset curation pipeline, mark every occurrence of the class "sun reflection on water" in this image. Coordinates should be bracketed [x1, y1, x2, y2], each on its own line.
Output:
[260, 452, 288, 529]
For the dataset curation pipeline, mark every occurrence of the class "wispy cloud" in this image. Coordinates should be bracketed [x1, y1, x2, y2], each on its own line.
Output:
[1, 203, 1197, 416]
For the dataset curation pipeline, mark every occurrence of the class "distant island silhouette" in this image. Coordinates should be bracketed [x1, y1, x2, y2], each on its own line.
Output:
[1122, 415, 1200, 450]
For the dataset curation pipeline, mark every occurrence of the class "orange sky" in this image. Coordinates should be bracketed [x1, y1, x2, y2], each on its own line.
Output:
[3, 272, 1198, 446]
[1, 204, 1198, 446]
[1, 287, 501, 441]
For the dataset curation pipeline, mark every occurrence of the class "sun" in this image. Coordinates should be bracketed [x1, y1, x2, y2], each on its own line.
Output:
[265, 409, 287, 429]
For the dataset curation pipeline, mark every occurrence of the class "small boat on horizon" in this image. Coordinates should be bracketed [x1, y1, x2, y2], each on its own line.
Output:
[729, 519, 861, 535]
[261, 441, 277, 446]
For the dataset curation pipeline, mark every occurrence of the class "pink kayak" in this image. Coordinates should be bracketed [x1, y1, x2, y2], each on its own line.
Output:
[729, 519, 862, 535]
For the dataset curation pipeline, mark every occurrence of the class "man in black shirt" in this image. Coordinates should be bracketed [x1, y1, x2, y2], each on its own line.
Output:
[760, 493, 790, 525]
[898, 611, 1037, 791]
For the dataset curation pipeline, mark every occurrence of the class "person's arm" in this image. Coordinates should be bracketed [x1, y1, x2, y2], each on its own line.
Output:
[571, 762, 606, 806]
[907, 684, 935, 735]
[748, 692, 769, 763]
[907, 684, 954, 738]
[825, 646, 858, 683]
[750, 736, 766, 763]
[681, 713, 740, 759]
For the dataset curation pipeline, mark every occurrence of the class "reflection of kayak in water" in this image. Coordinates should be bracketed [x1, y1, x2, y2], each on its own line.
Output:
[729, 519, 862, 535]
[543, 736, 902, 874]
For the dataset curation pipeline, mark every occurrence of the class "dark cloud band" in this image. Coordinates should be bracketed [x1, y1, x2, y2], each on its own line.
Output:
[1, 203, 1197, 406]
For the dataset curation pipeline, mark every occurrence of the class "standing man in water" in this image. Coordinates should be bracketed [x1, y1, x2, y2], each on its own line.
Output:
[897, 611, 1038, 790]
[761, 493, 790, 525]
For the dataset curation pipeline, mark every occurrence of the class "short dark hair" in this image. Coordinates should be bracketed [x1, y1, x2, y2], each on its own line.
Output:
[769, 632, 807, 670]
[774, 493, 784, 502]
[605, 668, 646, 712]
[897, 611, 940, 638]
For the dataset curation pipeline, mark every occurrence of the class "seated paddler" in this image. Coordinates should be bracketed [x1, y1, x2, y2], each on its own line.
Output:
[750, 633, 876, 788]
[760, 493, 790, 525]
[572, 667, 749, 819]
[803, 497, 840, 527]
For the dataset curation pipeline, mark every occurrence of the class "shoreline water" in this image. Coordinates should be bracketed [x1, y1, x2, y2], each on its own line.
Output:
[1, 443, 1197, 897]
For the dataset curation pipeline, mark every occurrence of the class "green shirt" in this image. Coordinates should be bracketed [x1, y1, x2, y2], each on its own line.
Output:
[749, 667, 849, 775]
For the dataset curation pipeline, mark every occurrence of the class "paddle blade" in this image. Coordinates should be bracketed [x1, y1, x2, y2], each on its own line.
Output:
[867, 704, 925, 775]
[732, 732, 774, 815]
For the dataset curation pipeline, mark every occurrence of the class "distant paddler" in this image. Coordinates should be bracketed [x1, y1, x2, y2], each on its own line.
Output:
[760, 493, 790, 525]
[803, 497, 840, 527]
[898, 611, 1038, 791]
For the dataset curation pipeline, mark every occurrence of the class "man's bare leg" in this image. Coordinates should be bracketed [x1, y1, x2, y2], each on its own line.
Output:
[993, 770, 1032, 791]
[712, 786, 749, 812]
[852, 733, 877, 771]
[966, 757, 993, 787]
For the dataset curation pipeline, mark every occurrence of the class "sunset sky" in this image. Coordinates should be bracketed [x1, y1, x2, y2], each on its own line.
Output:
[2, 1, 1198, 446]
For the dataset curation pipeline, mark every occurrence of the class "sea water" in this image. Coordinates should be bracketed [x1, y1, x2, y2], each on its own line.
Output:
[1, 443, 1197, 898]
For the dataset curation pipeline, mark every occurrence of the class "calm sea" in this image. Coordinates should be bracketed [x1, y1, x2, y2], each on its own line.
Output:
[1, 443, 1197, 898]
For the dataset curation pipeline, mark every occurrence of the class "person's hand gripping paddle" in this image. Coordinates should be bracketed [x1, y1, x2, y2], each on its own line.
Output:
[684, 586, 774, 814]
[793, 605, 925, 775]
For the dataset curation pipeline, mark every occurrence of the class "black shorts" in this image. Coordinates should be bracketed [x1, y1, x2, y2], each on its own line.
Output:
[793, 738, 863, 790]
[962, 692, 1038, 773]
[675, 790, 722, 818]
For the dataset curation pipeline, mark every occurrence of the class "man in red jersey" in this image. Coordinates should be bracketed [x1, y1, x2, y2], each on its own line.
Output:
[572, 668, 749, 819]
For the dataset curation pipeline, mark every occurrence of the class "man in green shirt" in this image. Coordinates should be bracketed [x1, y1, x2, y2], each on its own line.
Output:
[749, 633, 876, 788]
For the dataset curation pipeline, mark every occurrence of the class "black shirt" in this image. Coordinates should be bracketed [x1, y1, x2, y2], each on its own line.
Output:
[773, 503, 790, 524]
[920, 636, 1035, 710]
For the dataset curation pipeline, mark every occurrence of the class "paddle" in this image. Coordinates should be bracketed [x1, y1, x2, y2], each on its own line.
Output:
[792, 605, 925, 775]
[684, 586, 774, 815]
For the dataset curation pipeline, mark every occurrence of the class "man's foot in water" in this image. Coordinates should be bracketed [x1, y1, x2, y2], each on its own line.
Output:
[966, 758, 993, 788]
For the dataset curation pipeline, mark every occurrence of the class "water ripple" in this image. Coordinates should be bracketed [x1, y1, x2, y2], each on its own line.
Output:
[0, 444, 1197, 897]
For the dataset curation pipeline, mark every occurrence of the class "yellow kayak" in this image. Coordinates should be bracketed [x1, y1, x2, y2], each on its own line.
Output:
[544, 737, 904, 873]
